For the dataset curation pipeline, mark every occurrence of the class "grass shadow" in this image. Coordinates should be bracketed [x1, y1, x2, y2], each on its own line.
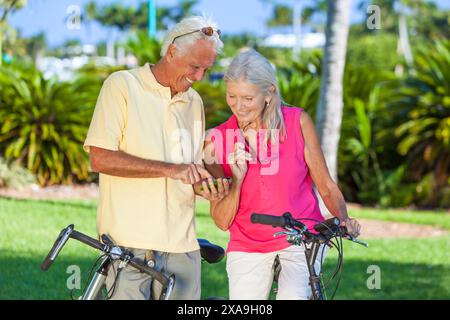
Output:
[1, 253, 449, 299]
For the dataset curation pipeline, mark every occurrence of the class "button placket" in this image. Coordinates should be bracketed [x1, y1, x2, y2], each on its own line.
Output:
[164, 101, 182, 163]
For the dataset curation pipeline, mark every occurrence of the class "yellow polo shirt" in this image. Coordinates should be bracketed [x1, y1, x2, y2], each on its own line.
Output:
[84, 63, 205, 252]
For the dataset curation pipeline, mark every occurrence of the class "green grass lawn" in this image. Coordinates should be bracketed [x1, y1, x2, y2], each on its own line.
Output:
[0, 197, 449, 300]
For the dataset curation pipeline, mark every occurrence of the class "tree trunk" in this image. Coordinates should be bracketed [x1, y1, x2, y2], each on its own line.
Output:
[315, 0, 351, 217]
[397, 11, 414, 75]
[315, 0, 351, 182]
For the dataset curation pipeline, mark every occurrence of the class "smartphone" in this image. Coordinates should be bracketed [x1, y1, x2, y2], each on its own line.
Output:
[200, 177, 232, 191]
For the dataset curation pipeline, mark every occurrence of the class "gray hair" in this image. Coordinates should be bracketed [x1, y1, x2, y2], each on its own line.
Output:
[161, 16, 223, 57]
[224, 49, 286, 143]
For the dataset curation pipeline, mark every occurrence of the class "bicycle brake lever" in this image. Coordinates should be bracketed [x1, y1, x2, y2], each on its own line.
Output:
[274, 229, 299, 238]
[346, 236, 369, 247]
[274, 231, 288, 237]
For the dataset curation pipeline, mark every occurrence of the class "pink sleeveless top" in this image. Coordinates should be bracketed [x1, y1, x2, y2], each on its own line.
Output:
[211, 106, 324, 253]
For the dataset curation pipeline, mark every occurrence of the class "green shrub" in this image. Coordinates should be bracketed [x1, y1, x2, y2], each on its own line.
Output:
[0, 156, 36, 188]
[0, 63, 95, 186]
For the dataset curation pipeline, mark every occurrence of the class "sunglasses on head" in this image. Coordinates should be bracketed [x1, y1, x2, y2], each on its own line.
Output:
[171, 27, 221, 44]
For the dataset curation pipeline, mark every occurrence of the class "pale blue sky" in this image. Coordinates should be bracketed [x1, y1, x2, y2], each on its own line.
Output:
[8, 0, 450, 47]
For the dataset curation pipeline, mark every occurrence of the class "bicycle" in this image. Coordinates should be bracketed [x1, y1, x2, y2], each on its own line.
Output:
[41, 224, 225, 300]
[251, 212, 368, 300]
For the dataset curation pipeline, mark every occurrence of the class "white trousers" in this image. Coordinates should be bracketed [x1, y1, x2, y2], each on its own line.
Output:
[226, 244, 328, 300]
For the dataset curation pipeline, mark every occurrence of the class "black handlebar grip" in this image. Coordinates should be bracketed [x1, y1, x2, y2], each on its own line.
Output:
[41, 257, 53, 271]
[41, 252, 55, 271]
[251, 213, 286, 227]
[70, 230, 106, 251]
[128, 259, 169, 285]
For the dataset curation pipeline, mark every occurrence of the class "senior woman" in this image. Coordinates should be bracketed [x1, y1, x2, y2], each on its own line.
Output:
[202, 49, 361, 300]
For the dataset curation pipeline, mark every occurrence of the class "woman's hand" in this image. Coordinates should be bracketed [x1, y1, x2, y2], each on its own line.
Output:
[227, 142, 252, 183]
[193, 177, 231, 201]
[341, 217, 361, 238]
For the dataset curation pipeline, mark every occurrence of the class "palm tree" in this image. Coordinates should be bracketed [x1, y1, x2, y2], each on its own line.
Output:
[315, 0, 351, 182]
[0, 0, 27, 65]
[82, 1, 97, 45]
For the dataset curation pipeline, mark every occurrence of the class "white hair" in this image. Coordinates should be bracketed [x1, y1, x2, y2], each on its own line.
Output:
[161, 15, 223, 57]
[224, 49, 286, 144]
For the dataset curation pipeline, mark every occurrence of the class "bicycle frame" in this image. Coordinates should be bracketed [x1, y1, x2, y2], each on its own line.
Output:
[280, 228, 328, 300]
[304, 240, 326, 300]
[80, 256, 111, 300]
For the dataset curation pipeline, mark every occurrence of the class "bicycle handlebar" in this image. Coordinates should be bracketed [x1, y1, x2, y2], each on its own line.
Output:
[41, 225, 173, 290]
[70, 229, 107, 252]
[251, 212, 368, 247]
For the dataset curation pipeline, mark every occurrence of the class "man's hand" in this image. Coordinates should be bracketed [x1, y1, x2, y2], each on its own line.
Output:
[169, 164, 212, 184]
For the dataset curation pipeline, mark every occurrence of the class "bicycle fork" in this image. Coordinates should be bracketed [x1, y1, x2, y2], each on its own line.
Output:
[80, 256, 111, 300]
[305, 242, 324, 300]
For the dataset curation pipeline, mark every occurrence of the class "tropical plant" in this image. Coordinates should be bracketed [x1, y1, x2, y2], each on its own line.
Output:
[389, 39, 450, 207]
[339, 63, 394, 202]
[0, 63, 95, 185]
[343, 89, 416, 207]
[345, 96, 382, 203]
[278, 49, 321, 117]
[278, 72, 320, 119]
[125, 31, 162, 65]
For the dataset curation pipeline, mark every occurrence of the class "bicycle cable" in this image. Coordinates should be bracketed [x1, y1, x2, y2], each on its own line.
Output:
[318, 241, 329, 300]
[296, 217, 337, 232]
[329, 235, 344, 300]
[106, 257, 123, 300]
[322, 239, 341, 291]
